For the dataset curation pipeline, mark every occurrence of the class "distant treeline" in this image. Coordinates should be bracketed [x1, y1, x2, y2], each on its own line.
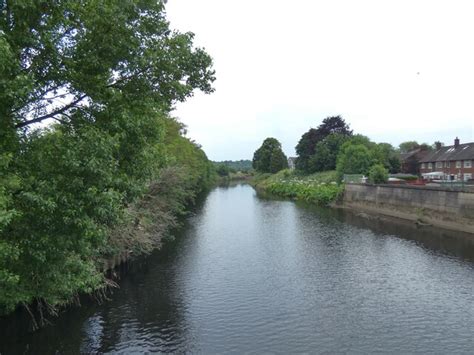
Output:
[213, 160, 253, 176]
[252, 115, 444, 181]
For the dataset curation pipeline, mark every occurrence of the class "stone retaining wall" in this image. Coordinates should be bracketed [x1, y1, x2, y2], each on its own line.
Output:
[343, 184, 474, 234]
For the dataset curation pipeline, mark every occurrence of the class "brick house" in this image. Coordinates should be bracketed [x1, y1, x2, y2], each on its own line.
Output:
[400, 147, 430, 175]
[419, 138, 474, 181]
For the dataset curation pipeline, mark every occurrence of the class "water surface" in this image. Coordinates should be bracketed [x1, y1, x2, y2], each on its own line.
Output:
[2, 183, 474, 353]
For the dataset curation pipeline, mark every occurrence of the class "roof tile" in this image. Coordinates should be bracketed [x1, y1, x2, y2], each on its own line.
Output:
[419, 142, 474, 162]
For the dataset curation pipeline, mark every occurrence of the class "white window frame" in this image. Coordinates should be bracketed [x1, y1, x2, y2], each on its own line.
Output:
[421, 163, 426, 169]
[464, 160, 472, 168]
[428, 163, 433, 169]
[464, 173, 472, 181]
[456, 161, 462, 168]
[436, 161, 443, 168]
[447, 161, 450, 168]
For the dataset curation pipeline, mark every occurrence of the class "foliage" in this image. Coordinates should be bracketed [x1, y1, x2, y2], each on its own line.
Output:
[336, 143, 374, 177]
[395, 175, 418, 181]
[252, 170, 342, 206]
[336, 136, 401, 178]
[252, 138, 288, 173]
[266, 181, 343, 206]
[214, 160, 252, 172]
[215, 164, 232, 177]
[308, 133, 349, 172]
[0, 0, 215, 132]
[269, 148, 288, 174]
[0, 1, 215, 318]
[398, 141, 432, 153]
[374, 142, 401, 173]
[295, 116, 352, 172]
[368, 164, 389, 184]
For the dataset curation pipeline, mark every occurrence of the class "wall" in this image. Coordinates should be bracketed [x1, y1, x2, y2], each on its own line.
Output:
[343, 184, 474, 234]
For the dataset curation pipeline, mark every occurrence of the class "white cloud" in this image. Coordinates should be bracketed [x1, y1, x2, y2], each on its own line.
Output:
[167, 0, 474, 160]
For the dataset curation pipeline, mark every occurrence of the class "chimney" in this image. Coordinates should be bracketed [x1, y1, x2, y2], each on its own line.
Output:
[435, 142, 442, 150]
[454, 137, 460, 148]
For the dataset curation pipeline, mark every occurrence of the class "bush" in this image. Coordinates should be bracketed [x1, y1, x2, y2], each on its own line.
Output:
[368, 164, 388, 184]
[266, 181, 343, 206]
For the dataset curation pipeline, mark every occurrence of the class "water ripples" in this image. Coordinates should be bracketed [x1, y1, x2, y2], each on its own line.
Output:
[2, 183, 474, 354]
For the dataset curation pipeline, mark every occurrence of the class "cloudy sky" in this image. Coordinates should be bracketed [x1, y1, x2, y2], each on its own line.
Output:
[166, 0, 474, 161]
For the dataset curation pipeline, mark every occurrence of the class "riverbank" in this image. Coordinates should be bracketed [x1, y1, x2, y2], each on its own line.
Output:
[341, 183, 474, 235]
[3, 183, 474, 354]
[251, 170, 474, 236]
[0, 164, 215, 330]
[217, 171, 253, 183]
[250, 170, 344, 206]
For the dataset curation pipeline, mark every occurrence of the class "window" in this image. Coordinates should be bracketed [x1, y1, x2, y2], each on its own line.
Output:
[428, 163, 433, 169]
[436, 161, 443, 168]
[447, 161, 450, 168]
[456, 161, 462, 168]
[464, 160, 472, 168]
[421, 163, 425, 169]
[464, 173, 472, 181]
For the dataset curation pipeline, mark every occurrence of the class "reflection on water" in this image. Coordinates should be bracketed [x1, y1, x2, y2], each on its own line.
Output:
[1, 183, 474, 354]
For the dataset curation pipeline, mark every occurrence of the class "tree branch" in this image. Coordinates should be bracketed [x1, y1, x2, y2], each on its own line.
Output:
[14, 94, 87, 129]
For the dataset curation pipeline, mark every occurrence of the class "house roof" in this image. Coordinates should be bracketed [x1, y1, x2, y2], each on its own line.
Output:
[419, 142, 474, 163]
[400, 148, 423, 161]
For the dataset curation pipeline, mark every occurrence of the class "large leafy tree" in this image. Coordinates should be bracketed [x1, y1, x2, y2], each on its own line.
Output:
[308, 133, 349, 172]
[295, 116, 352, 172]
[253, 138, 288, 173]
[0, 0, 214, 133]
[374, 142, 401, 173]
[336, 143, 374, 176]
[0, 1, 215, 317]
[336, 136, 401, 177]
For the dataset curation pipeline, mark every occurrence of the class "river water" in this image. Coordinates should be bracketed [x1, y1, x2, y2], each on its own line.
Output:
[2, 183, 474, 354]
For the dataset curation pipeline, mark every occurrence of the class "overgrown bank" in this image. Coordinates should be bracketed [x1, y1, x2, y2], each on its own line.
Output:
[252, 171, 474, 236]
[251, 170, 344, 206]
[0, 1, 216, 323]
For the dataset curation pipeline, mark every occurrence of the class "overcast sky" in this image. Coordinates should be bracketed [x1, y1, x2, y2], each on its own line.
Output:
[166, 0, 474, 161]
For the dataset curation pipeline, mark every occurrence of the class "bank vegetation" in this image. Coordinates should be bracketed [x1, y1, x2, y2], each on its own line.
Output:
[0, 0, 216, 325]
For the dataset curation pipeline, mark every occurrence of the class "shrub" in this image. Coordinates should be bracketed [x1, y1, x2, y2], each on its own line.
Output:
[266, 181, 343, 206]
[368, 164, 389, 184]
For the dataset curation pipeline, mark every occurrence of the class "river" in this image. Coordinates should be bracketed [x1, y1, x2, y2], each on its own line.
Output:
[2, 183, 474, 354]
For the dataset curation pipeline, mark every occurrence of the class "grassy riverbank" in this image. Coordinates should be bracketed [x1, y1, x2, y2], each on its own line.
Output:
[0, 118, 217, 328]
[251, 170, 344, 206]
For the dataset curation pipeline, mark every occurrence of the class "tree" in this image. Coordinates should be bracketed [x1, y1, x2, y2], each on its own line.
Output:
[295, 116, 352, 172]
[374, 143, 401, 173]
[269, 149, 288, 173]
[253, 138, 288, 173]
[398, 141, 432, 153]
[336, 143, 374, 177]
[308, 133, 349, 172]
[368, 164, 389, 184]
[215, 164, 231, 177]
[0, 1, 215, 133]
[0, 1, 216, 317]
[398, 141, 420, 153]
